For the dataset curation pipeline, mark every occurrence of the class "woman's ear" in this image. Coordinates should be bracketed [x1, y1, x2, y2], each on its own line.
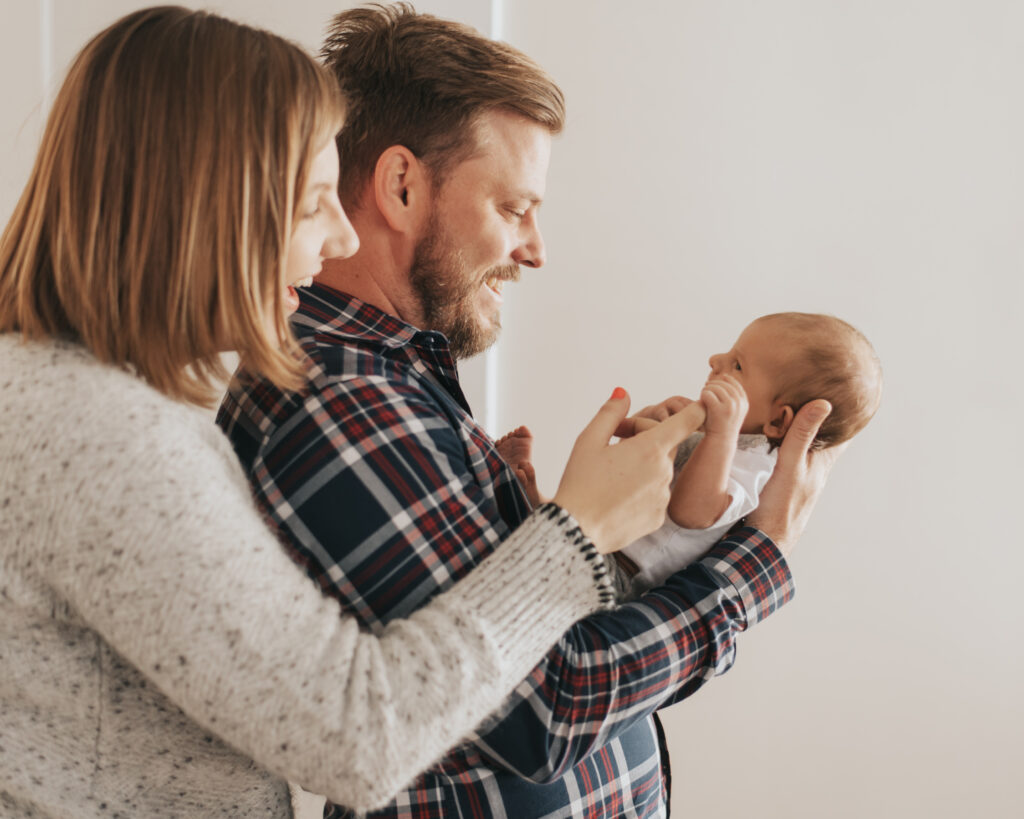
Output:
[763, 404, 794, 440]
[373, 145, 429, 234]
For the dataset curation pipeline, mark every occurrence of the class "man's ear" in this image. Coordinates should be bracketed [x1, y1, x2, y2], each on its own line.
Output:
[763, 403, 795, 440]
[373, 145, 429, 234]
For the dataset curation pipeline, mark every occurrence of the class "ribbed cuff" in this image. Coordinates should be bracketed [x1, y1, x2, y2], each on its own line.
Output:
[452, 503, 616, 673]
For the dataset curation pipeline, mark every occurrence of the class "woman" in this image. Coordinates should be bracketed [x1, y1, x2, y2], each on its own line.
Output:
[0, 7, 691, 816]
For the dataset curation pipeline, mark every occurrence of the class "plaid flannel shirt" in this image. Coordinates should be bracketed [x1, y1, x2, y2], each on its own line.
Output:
[217, 284, 795, 819]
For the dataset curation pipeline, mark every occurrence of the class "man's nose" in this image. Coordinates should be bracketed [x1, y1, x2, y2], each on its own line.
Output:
[512, 218, 546, 269]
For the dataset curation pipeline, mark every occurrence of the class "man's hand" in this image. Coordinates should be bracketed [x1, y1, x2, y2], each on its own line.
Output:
[700, 374, 747, 437]
[746, 399, 842, 557]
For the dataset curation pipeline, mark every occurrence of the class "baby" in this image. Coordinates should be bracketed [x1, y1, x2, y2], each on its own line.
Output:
[496, 312, 883, 591]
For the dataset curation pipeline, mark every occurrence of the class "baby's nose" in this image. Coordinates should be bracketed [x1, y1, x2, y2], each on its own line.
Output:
[708, 354, 721, 373]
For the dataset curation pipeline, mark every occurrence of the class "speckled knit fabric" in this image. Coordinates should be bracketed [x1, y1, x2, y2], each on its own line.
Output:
[0, 335, 613, 818]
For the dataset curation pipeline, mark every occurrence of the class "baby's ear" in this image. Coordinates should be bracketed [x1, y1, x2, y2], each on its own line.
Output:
[763, 404, 794, 441]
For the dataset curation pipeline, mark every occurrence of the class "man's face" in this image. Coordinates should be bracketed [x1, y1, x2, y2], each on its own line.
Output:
[409, 109, 551, 359]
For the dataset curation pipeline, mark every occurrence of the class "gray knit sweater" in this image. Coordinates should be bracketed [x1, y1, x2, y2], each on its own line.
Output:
[0, 336, 613, 818]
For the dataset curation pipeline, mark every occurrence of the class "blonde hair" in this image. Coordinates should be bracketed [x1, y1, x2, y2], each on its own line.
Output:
[321, 2, 565, 209]
[758, 312, 883, 450]
[0, 6, 345, 404]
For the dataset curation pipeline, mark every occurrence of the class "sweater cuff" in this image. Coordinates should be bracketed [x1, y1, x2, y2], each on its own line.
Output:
[453, 503, 616, 668]
[699, 526, 795, 627]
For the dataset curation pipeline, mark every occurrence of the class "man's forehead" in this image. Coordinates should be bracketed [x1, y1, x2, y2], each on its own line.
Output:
[452, 109, 552, 195]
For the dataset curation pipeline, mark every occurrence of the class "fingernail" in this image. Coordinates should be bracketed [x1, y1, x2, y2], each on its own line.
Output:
[611, 387, 627, 400]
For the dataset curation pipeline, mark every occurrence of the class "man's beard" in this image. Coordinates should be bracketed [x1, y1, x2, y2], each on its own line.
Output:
[409, 216, 517, 360]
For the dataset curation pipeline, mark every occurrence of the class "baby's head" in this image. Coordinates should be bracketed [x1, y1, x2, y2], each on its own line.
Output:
[708, 312, 882, 450]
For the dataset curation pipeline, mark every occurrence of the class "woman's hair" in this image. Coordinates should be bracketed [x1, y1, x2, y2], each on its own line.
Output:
[0, 6, 345, 404]
[760, 312, 883, 450]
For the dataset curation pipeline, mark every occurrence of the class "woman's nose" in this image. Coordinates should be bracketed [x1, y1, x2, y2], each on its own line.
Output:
[324, 200, 360, 261]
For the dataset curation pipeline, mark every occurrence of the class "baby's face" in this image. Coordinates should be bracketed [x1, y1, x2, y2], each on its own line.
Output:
[707, 318, 793, 435]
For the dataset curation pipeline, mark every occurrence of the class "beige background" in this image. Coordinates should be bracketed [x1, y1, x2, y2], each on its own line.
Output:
[3, 1, 1022, 817]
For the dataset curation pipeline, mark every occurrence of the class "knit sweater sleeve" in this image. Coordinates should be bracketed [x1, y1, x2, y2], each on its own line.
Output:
[38, 373, 612, 810]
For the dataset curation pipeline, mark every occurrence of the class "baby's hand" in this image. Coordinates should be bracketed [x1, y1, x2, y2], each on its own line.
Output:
[701, 374, 748, 437]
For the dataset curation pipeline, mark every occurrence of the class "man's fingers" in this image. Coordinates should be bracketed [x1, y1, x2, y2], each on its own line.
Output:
[640, 402, 706, 451]
[779, 399, 832, 463]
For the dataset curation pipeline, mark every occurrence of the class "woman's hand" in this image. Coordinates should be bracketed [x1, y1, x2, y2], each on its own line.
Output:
[553, 389, 706, 553]
[614, 395, 696, 438]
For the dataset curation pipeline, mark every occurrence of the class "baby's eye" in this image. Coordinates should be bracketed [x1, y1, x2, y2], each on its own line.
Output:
[733, 361, 742, 372]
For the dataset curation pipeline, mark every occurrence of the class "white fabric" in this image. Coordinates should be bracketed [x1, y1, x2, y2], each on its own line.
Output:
[0, 335, 609, 818]
[622, 434, 776, 591]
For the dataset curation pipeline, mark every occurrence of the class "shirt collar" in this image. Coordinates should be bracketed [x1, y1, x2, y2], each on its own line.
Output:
[293, 282, 447, 348]
[292, 282, 463, 393]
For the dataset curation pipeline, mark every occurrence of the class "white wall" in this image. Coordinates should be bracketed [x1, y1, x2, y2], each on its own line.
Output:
[502, 2, 1024, 817]
[3, 2, 1021, 817]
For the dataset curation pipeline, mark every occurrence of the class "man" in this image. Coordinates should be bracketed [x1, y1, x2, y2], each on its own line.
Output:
[218, 5, 834, 817]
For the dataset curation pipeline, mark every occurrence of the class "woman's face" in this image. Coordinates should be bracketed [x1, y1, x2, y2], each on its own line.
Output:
[282, 140, 359, 314]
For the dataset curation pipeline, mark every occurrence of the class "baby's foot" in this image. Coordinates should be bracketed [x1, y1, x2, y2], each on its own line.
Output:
[494, 425, 534, 466]
[513, 461, 542, 508]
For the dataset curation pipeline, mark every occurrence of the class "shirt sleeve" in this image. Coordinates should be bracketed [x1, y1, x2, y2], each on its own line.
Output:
[243, 371, 795, 784]
[470, 527, 793, 782]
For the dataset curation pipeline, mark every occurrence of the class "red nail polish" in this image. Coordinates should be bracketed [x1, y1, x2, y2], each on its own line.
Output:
[611, 387, 626, 400]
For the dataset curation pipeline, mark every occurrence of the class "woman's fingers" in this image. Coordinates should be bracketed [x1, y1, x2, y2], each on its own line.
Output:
[575, 387, 631, 450]
[638, 402, 707, 453]
[614, 395, 694, 438]
[555, 389, 703, 553]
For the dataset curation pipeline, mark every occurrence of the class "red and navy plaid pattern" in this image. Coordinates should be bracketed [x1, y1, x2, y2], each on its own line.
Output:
[217, 283, 795, 819]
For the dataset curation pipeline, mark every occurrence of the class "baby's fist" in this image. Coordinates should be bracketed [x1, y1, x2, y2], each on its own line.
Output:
[701, 374, 748, 436]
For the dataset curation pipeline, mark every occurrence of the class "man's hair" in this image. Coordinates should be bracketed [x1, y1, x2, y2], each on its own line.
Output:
[0, 6, 344, 404]
[760, 312, 883, 450]
[321, 2, 565, 209]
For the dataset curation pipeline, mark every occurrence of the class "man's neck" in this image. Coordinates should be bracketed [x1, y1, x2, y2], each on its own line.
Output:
[316, 255, 400, 317]
[316, 212, 425, 327]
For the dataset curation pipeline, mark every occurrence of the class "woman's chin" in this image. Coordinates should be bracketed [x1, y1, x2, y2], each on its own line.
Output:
[283, 285, 300, 314]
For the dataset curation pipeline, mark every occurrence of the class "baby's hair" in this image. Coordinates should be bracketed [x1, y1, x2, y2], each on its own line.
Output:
[758, 312, 882, 450]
